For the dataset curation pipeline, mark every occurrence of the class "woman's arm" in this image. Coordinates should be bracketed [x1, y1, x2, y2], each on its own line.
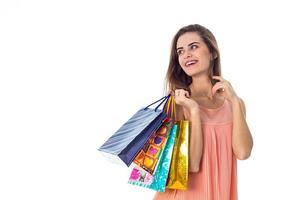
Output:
[177, 104, 203, 173]
[231, 97, 253, 160]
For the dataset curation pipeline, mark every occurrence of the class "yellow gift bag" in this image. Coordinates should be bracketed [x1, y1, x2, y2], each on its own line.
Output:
[163, 95, 189, 190]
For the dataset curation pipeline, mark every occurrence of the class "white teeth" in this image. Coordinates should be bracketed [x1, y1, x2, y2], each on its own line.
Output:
[186, 60, 197, 66]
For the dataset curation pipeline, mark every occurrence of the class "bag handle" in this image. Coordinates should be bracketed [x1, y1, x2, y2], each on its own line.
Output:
[163, 95, 177, 120]
[144, 94, 171, 112]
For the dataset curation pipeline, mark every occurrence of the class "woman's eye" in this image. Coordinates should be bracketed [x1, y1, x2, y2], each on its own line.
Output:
[191, 44, 198, 49]
[177, 50, 183, 55]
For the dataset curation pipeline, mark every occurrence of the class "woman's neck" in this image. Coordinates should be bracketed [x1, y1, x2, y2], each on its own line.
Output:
[189, 74, 214, 100]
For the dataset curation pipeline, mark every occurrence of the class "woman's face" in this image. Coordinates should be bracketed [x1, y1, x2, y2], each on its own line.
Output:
[176, 32, 213, 77]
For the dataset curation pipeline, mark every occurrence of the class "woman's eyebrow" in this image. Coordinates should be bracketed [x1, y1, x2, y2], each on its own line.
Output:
[176, 42, 200, 50]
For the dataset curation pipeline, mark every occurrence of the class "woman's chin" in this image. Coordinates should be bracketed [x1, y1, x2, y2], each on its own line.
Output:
[182, 65, 208, 77]
[186, 70, 208, 77]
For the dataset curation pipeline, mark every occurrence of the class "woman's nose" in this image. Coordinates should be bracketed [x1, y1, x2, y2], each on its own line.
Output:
[184, 51, 192, 59]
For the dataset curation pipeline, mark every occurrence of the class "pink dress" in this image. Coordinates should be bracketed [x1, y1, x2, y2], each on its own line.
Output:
[153, 98, 237, 200]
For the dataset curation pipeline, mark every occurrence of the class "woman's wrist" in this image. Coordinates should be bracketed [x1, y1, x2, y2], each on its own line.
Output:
[188, 105, 201, 117]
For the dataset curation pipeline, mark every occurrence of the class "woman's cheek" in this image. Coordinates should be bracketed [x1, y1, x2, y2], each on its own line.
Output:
[180, 58, 185, 69]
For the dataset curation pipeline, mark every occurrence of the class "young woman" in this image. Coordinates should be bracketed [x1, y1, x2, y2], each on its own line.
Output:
[153, 24, 253, 200]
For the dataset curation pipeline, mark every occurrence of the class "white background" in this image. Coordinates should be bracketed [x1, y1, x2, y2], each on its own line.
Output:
[1, 0, 300, 199]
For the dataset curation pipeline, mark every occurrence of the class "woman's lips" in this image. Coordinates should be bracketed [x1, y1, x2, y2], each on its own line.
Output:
[185, 60, 198, 67]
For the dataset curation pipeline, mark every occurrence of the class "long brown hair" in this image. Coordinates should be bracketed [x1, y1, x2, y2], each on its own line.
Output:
[163, 24, 222, 95]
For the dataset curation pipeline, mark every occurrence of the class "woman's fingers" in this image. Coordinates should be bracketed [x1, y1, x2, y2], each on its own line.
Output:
[170, 90, 175, 96]
[184, 90, 190, 98]
[212, 83, 224, 96]
[174, 89, 189, 98]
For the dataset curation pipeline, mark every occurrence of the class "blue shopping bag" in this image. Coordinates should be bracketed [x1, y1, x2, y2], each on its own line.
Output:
[98, 94, 171, 166]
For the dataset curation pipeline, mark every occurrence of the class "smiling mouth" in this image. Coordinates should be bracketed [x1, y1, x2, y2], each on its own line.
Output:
[185, 60, 198, 67]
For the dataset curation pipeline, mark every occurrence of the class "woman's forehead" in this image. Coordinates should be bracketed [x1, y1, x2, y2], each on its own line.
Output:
[176, 32, 203, 48]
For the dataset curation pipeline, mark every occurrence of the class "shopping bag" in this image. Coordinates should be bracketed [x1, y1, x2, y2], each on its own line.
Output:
[98, 94, 170, 166]
[166, 120, 189, 190]
[128, 94, 181, 192]
[166, 96, 189, 190]
[132, 117, 172, 175]
[128, 120, 177, 192]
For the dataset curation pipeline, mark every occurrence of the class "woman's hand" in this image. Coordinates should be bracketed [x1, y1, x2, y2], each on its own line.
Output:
[211, 76, 239, 102]
[171, 89, 199, 113]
